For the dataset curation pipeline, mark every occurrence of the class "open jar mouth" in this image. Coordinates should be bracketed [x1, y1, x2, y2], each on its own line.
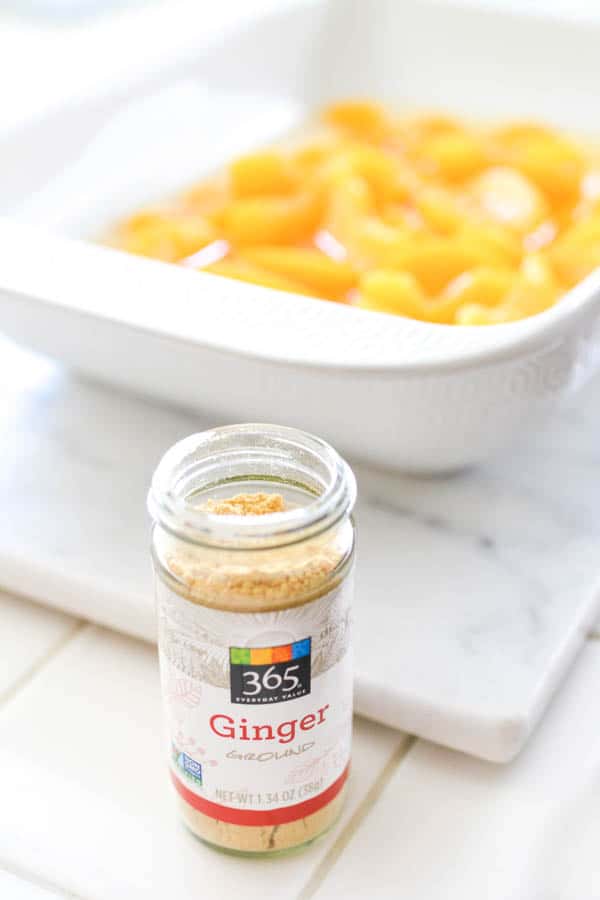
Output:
[148, 423, 356, 550]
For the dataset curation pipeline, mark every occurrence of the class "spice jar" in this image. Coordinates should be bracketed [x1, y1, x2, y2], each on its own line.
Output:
[148, 424, 356, 855]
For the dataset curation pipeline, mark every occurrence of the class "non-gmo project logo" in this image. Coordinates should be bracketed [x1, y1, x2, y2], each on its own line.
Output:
[229, 639, 311, 704]
[173, 746, 203, 785]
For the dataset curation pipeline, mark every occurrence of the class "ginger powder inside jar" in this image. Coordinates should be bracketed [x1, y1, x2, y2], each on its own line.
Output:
[148, 424, 356, 855]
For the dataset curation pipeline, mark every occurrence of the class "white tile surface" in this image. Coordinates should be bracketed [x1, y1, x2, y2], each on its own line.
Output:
[0, 626, 404, 900]
[0, 590, 78, 701]
[311, 641, 600, 900]
[0, 871, 69, 900]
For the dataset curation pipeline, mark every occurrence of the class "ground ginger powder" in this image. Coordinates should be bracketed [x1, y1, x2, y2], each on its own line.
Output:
[154, 490, 354, 855]
[203, 492, 286, 515]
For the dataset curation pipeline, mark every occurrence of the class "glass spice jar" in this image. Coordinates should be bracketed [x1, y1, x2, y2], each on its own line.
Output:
[147, 423, 356, 856]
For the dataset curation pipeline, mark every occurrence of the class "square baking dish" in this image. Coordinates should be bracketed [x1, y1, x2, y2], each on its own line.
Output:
[1, 0, 600, 471]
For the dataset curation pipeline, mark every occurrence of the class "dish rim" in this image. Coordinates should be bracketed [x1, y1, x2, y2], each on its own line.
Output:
[1, 219, 599, 376]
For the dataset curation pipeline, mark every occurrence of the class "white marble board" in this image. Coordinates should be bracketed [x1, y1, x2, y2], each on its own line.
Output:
[1, 338, 600, 762]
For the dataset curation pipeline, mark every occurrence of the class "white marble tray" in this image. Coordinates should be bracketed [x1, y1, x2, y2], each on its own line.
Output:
[2, 338, 600, 762]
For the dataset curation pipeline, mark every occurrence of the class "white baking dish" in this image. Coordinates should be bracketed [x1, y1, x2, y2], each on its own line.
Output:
[1, 0, 600, 471]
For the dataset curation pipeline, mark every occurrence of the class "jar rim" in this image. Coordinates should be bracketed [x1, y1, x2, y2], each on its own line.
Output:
[147, 423, 356, 549]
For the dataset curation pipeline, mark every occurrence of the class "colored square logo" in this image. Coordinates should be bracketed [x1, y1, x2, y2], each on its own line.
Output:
[272, 644, 293, 663]
[250, 647, 273, 665]
[230, 647, 251, 665]
[292, 638, 311, 659]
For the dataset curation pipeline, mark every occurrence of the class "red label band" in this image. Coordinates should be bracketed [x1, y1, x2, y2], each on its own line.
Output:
[171, 764, 350, 827]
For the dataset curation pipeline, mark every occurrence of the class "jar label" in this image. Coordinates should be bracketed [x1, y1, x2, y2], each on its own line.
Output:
[156, 578, 353, 826]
